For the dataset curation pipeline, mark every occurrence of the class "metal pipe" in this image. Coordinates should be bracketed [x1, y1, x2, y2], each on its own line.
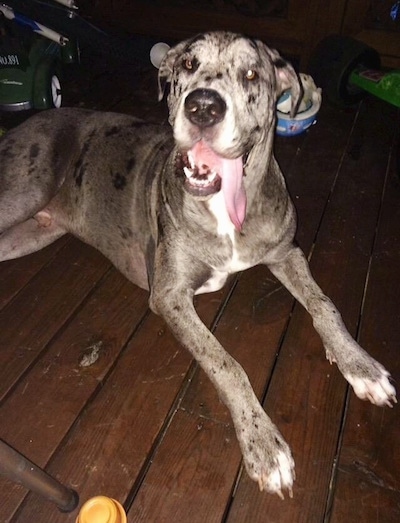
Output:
[0, 4, 69, 45]
[53, 0, 78, 8]
[0, 439, 79, 512]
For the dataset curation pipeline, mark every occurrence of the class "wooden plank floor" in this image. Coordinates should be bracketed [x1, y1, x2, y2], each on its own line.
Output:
[0, 44, 399, 523]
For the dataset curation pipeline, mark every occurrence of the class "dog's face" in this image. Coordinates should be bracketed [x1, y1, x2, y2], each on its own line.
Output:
[158, 31, 302, 229]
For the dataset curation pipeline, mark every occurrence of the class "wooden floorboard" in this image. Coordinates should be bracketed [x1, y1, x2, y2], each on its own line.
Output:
[0, 239, 111, 402]
[0, 43, 399, 523]
[0, 237, 70, 310]
[329, 120, 400, 522]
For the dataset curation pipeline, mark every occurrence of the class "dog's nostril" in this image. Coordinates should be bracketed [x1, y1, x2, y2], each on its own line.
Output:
[184, 88, 226, 128]
[186, 102, 199, 114]
[209, 105, 220, 117]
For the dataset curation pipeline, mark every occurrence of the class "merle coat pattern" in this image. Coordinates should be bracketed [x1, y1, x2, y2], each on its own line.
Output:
[0, 31, 396, 497]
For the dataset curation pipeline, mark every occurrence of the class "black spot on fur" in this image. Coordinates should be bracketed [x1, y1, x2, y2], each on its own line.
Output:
[252, 410, 260, 421]
[129, 120, 147, 128]
[30, 143, 40, 160]
[74, 165, 85, 187]
[27, 143, 41, 175]
[248, 38, 258, 51]
[248, 94, 256, 104]
[204, 72, 223, 83]
[73, 130, 96, 187]
[145, 237, 155, 288]
[113, 172, 127, 190]
[1, 144, 15, 160]
[126, 157, 136, 171]
[105, 126, 121, 137]
[156, 213, 164, 245]
[273, 58, 287, 69]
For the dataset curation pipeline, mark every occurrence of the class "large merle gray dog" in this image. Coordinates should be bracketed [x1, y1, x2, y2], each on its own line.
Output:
[0, 31, 396, 497]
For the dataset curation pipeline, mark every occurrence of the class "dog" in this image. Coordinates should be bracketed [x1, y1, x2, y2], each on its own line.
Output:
[0, 31, 396, 498]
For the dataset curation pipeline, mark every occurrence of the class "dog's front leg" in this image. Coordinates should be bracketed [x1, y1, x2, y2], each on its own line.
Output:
[267, 245, 396, 407]
[150, 284, 295, 497]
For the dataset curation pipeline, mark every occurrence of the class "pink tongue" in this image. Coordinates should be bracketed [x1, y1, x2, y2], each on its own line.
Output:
[190, 141, 246, 230]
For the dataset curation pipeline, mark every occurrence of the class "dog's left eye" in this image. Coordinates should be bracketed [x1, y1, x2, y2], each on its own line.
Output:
[245, 69, 258, 81]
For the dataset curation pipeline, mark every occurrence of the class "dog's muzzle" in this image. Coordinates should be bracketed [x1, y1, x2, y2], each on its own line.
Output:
[180, 88, 227, 198]
[177, 88, 247, 230]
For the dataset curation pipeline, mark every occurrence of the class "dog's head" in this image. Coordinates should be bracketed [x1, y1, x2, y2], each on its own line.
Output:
[158, 31, 302, 229]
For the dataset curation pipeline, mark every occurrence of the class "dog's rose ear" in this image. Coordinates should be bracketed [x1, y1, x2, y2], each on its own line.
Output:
[158, 51, 174, 101]
[265, 47, 303, 118]
[274, 60, 303, 118]
[158, 40, 188, 101]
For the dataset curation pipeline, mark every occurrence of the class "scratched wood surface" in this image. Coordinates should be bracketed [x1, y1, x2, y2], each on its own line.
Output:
[0, 44, 399, 523]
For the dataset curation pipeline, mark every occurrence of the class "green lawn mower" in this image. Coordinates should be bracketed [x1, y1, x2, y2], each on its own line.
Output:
[0, 0, 164, 112]
[0, 1, 79, 110]
[309, 34, 400, 109]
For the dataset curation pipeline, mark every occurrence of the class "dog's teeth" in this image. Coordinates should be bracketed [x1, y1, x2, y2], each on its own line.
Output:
[183, 166, 193, 178]
[186, 170, 219, 188]
[187, 151, 195, 169]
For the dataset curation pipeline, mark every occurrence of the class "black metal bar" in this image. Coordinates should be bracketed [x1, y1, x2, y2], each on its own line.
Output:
[0, 438, 79, 512]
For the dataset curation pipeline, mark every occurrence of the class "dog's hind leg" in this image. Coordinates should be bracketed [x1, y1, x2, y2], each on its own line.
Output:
[0, 155, 67, 261]
[0, 210, 66, 261]
[267, 245, 396, 407]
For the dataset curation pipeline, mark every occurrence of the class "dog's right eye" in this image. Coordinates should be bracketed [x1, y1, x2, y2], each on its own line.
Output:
[182, 58, 198, 72]
[245, 69, 258, 81]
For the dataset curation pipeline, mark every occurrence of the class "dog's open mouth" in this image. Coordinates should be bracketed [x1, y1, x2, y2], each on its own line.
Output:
[181, 140, 247, 230]
[182, 149, 222, 198]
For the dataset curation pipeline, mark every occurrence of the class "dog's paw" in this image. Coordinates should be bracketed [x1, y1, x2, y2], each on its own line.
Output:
[345, 368, 397, 407]
[332, 339, 397, 407]
[239, 419, 295, 498]
[254, 447, 295, 498]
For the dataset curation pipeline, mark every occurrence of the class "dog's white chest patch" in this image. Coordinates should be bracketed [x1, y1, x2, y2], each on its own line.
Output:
[208, 190, 237, 241]
[195, 192, 250, 295]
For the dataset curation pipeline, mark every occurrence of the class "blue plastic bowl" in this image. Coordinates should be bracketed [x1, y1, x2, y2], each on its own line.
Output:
[276, 77, 322, 137]
[276, 110, 318, 136]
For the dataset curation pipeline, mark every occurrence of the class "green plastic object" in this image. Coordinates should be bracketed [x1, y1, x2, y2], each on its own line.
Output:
[0, 18, 78, 112]
[0, 35, 70, 110]
[350, 68, 400, 108]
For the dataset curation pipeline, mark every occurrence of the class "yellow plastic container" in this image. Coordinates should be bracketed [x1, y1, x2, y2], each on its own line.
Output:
[76, 496, 127, 523]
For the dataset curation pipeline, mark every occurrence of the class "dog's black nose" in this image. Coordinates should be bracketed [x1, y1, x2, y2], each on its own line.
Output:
[184, 89, 226, 128]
